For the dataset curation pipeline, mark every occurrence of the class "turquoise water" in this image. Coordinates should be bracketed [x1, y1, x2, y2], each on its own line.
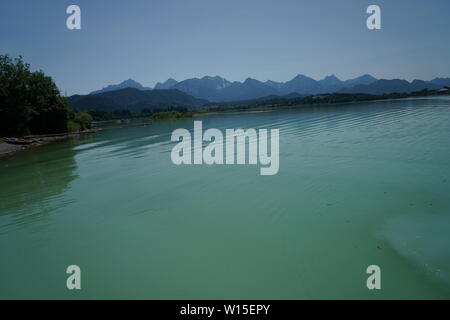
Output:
[1, 97, 450, 299]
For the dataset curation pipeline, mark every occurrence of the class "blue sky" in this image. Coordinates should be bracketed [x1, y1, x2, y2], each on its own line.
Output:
[1, 0, 449, 95]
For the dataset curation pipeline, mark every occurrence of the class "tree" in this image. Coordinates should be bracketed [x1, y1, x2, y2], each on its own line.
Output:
[0, 55, 32, 135]
[68, 110, 93, 131]
[27, 71, 71, 134]
[0, 54, 89, 136]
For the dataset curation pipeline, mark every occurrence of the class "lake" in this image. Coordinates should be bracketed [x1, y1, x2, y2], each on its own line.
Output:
[1, 97, 450, 299]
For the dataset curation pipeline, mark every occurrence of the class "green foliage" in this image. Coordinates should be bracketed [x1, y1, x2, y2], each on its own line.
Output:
[87, 109, 133, 121]
[0, 55, 33, 135]
[0, 54, 91, 136]
[86, 106, 192, 121]
[67, 87, 207, 114]
[27, 71, 72, 134]
[67, 120, 81, 132]
[150, 110, 193, 121]
[68, 111, 93, 131]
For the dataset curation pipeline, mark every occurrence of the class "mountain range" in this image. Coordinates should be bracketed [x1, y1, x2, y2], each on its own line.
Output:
[88, 75, 450, 103]
[70, 75, 450, 113]
[148, 74, 380, 102]
[339, 79, 446, 95]
[69, 88, 207, 112]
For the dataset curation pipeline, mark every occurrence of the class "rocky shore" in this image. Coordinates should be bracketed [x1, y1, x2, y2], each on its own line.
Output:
[0, 129, 101, 158]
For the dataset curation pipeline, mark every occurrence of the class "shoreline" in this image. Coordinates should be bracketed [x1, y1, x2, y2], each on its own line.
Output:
[2, 94, 448, 159]
[0, 129, 101, 159]
[0, 122, 151, 159]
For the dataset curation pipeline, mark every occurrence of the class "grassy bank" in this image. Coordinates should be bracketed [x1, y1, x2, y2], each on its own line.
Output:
[148, 110, 194, 121]
[84, 90, 448, 123]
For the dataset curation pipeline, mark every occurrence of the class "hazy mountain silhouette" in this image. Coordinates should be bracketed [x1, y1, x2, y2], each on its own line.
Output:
[161, 74, 381, 100]
[169, 76, 232, 101]
[429, 77, 450, 87]
[280, 74, 322, 95]
[154, 78, 178, 90]
[221, 78, 279, 101]
[339, 79, 440, 94]
[343, 74, 377, 87]
[90, 79, 151, 95]
[87, 74, 449, 103]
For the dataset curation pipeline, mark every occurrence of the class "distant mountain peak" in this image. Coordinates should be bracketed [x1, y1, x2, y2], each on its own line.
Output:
[90, 79, 151, 95]
[359, 74, 376, 79]
[122, 78, 141, 85]
[343, 74, 377, 88]
[154, 78, 178, 90]
[323, 74, 340, 80]
[321, 74, 342, 85]
[202, 75, 226, 81]
[293, 74, 313, 80]
[244, 77, 258, 83]
[430, 77, 450, 87]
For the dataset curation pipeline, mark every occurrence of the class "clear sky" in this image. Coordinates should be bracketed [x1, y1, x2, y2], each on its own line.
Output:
[1, 0, 449, 95]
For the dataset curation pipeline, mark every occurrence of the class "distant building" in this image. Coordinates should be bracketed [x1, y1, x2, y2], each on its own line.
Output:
[438, 87, 449, 93]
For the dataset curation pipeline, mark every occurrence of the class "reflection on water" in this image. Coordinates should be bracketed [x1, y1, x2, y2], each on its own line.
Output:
[0, 138, 83, 232]
[0, 97, 450, 299]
